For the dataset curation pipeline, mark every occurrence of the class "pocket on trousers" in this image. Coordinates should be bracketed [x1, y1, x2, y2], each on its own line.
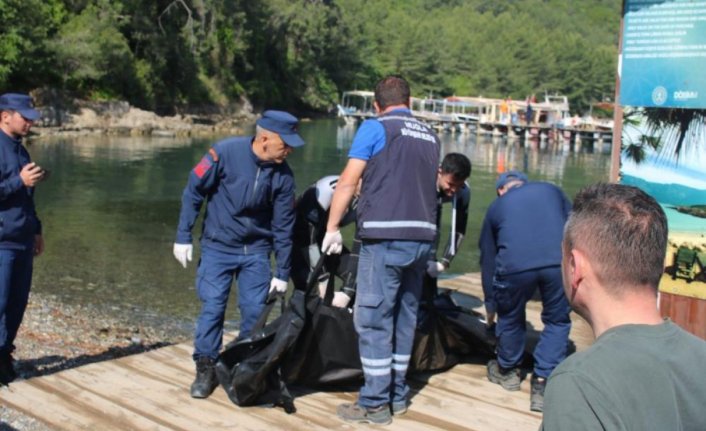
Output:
[355, 293, 384, 330]
[492, 277, 514, 314]
[382, 245, 416, 267]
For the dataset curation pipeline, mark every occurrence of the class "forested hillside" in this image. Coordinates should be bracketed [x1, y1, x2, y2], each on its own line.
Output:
[0, 0, 621, 115]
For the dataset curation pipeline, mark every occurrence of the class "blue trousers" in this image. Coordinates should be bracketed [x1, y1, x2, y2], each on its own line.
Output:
[0, 248, 34, 355]
[193, 246, 271, 360]
[493, 266, 571, 378]
[355, 240, 431, 409]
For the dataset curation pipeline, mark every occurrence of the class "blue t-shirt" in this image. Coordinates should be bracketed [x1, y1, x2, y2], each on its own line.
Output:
[348, 108, 412, 160]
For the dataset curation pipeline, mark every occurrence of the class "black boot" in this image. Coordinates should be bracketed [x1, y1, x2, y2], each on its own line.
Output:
[530, 374, 546, 412]
[190, 357, 218, 399]
[0, 352, 16, 385]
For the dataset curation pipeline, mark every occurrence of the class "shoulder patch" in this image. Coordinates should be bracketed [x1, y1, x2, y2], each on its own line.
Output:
[193, 156, 212, 178]
[208, 148, 219, 162]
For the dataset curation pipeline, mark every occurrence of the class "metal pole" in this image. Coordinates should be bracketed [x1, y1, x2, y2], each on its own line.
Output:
[450, 195, 457, 256]
[610, 0, 626, 183]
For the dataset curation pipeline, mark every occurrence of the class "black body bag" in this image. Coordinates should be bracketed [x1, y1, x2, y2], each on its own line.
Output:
[215, 288, 306, 413]
[410, 278, 496, 373]
[281, 255, 363, 387]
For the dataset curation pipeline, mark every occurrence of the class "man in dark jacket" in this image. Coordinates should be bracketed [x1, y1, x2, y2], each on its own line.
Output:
[173, 110, 304, 399]
[290, 175, 359, 307]
[0, 93, 46, 385]
[479, 171, 572, 412]
[424, 153, 471, 296]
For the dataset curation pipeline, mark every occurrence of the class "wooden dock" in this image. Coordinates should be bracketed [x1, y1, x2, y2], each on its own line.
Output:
[0, 273, 593, 430]
[338, 91, 613, 147]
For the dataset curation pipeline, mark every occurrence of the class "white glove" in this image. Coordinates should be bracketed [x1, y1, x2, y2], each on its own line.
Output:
[426, 260, 445, 278]
[269, 277, 288, 294]
[321, 230, 343, 255]
[331, 292, 351, 308]
[173, 243, 193, 268]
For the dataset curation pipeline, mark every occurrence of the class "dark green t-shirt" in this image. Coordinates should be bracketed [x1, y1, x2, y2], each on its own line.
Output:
[541, 320, 706, 431]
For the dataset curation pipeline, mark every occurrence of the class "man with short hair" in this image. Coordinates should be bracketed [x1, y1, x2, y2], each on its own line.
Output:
[427, 153, 471, 269]
[323, 75, 440, 425]
[0, 93, 46, 385]
[479, 170, 572, 412]
[541, 183, 706, 431]
[424, 153, 471, 295]
[174, 110, 304, 399]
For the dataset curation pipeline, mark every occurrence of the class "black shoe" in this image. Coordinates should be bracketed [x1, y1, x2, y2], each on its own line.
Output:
[530, 375, 546, 412]
[0, 352, 16, 385]
[487, 359, 521, 391]
[190, 357, 218, 399]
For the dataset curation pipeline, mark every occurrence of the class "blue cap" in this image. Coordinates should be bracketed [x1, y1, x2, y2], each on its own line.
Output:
[256, 110, 305, 148]
[496, 170, 528, 190]
[0, 93, 40, 121]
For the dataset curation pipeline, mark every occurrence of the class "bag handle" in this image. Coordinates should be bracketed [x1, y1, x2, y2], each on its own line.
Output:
[306, 254, 337, 304]
[305, 254, 327, 295]
[251, 291, 284, 334]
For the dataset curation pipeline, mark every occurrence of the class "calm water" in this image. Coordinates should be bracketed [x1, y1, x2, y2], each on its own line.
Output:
[26, 119, 611, 324]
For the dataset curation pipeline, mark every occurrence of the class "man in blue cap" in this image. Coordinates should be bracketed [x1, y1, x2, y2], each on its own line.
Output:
[173, 110, 305, 398]
[478, 170, 572, 412]
[0, 93, 46, 385]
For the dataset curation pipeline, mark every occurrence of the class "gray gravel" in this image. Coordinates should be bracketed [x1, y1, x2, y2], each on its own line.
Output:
[1, 292, 192, 430]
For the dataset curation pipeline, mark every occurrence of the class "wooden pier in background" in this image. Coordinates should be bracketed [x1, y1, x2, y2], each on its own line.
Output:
[0, 273, 594, 431]
[338, 92, 614, 151]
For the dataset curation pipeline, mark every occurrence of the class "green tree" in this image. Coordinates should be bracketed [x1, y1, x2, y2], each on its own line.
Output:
[50, 1, 139, 100]
[1, 0, 624, 114]
[0, 0, 65, 90]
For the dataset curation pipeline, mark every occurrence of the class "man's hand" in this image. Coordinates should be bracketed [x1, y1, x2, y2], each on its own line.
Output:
[331, 292, 351, 308]
[426, 260, 445, 278]
[20, 163, 45, 187]
[269, 277, 288, 294]
[486, 311, 496, 328]
[321, 230, 343, 255]
[34, 235, 44, 257]
[317, 274, 330, 298]
[173, 243, 193, 268]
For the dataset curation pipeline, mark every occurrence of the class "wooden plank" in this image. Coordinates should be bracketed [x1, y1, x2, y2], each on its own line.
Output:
[403, 384, 541, 431]
[660, 291, 706, 339]
[1, 271, 594, 431]
[1, 380, 168, 431]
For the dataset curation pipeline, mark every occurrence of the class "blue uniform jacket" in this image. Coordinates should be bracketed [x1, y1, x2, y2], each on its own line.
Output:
[175, 136, 296, 280]
[0, 130, 41, 250]
[479, 182, 571, 309]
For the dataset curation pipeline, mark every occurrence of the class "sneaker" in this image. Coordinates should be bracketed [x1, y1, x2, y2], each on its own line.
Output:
[190, 357, 219, 399]
[0, 353, 16, 385]
[530, 375, 546, 412]
[391, 400, 408, 416]
[487, 359, 521, 391]
[337, 402, 392, 425]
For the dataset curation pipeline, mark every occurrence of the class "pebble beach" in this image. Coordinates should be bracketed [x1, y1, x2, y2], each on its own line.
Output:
[1, 292, 192, 430]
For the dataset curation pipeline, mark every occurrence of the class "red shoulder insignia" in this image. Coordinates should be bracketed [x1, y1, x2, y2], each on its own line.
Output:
[193, 157, 212, 178]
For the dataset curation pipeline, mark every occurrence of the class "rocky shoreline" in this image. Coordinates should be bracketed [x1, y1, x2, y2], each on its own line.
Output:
[1, 292, 192, 431]
[26, 94, 258, 141]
